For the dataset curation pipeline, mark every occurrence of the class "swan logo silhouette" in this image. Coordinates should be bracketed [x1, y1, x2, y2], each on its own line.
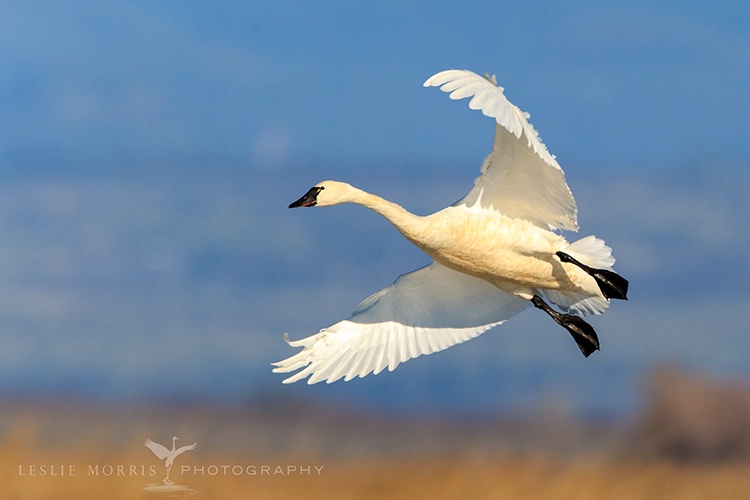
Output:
[145, 436, 197, 484]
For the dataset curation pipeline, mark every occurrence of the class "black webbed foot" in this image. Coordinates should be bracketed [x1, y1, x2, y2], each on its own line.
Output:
[532, 295, 600, 357]
[556, 251, 629, 300]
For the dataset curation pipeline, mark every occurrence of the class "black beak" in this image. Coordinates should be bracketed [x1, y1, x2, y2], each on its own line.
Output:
[289, 186, 323, 208]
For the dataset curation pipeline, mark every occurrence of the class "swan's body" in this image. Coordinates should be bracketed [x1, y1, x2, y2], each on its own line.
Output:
[316, 184, 601, 304]
[274, 69, 628, 384]
[404, 205, 599, 300]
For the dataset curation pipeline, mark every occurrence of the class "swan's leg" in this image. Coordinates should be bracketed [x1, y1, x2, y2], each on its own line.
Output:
[531, 295, 600, 357]
[555, 251, 629, 300]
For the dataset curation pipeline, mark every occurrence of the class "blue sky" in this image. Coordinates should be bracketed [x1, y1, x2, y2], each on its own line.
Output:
[2, 1, 749, 171]
[0, 1, 749, 416]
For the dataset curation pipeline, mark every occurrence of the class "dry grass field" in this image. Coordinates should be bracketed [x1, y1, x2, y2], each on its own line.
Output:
[3, 371, 750, 500]
[2, 441, 750, 499]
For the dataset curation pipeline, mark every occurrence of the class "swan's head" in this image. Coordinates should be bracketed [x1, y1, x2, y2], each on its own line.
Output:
[288, 180, 355, 208]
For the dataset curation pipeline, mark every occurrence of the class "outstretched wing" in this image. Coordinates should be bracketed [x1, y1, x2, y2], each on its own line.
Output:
[424, 69, 578, 231]
[273, 262, 529, 384]
[145, 439, 169, 460]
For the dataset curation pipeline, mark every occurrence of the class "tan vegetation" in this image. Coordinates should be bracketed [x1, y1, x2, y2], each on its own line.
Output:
[2, 441, 750, 499]
[2, 367, 750, 499]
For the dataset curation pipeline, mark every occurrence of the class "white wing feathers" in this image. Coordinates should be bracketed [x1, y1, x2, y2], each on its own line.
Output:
[273, 262, 529, 384]
[424, 69, 578, 231]
[423, 70, 555, 166]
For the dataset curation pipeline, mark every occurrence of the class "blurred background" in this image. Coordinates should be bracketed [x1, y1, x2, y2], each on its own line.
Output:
[1, 1, 749, 498]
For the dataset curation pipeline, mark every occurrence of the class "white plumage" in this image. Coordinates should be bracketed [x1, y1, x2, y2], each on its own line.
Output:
[274, 69, 627, 384]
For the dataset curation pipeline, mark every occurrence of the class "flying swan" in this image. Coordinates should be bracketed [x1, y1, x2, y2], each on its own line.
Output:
[273, 69, 628, 384]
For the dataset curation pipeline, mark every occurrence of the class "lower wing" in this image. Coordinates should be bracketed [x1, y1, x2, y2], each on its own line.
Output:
[273, 262, 529, 384]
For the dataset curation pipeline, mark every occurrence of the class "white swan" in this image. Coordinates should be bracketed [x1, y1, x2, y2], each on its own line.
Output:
[273, 69, 628, 384]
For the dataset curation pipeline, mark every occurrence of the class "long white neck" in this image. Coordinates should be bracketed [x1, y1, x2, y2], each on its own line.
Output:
[344, 185, 425, 242]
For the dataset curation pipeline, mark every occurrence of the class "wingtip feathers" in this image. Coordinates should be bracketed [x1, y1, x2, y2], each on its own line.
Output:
[424, 68, 562, 172]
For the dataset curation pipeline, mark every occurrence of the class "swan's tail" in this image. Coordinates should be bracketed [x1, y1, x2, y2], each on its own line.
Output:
[545, 235, 628, 316]
[562, 235, 616, 270]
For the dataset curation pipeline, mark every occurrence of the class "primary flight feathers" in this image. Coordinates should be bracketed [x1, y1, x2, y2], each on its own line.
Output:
[423, 70, 559, 170]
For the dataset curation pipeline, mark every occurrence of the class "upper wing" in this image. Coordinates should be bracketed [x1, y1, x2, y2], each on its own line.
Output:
[424, 69, 578, 231]
[272, 262, 529, 384]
